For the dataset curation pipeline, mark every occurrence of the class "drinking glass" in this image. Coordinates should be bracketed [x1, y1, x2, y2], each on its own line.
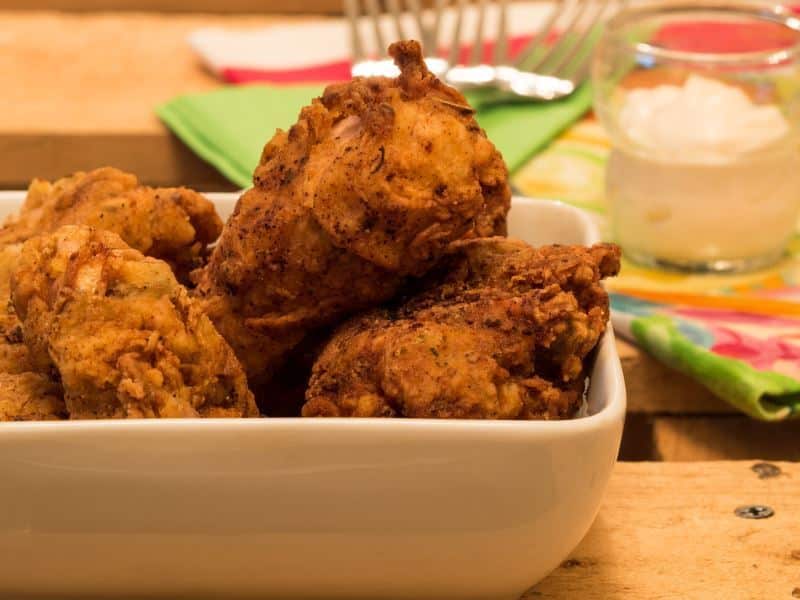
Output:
[592, 2, 800, 272]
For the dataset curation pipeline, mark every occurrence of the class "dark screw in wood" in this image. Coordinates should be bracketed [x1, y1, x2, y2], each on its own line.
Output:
[751, 462, 781, 479]
[734, 505, 774, 520]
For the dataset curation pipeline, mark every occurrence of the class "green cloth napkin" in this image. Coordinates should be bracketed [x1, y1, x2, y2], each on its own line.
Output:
[157, 83, 593, 188]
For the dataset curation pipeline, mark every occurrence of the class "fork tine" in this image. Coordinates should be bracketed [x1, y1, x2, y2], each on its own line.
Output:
[405, 0, 429, 50]
[386, 0, 407, 42]
[550, 0, 612, 78]
[430, 0, 446, 54]
[468, 0, 488, 66]
[493, 0, 509, 65]
[365, 0, 386, 56]
[448, 0, 466, 67]
[514, 0, 569, 71]
[535, 0, 589, 74]
[565, 0, 621, 81]
[344, 0, 365, 61]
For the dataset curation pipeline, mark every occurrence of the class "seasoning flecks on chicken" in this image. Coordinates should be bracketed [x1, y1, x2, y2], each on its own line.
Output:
[0, 244, 32, 375]
[196, 40, 510, 390]
[0, 167, 223, 282]
[0, 244, 67, 421]
[0, 372, 66, 421]
[11, 226, 258, 419]
[0, 167, 225, 420]
[302, 240, 620, 420]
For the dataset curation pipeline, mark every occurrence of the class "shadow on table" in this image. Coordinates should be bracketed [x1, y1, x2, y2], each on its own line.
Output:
[522, 513, 627, 600]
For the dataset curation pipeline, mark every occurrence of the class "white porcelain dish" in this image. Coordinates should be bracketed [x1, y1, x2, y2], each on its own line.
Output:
[0, 194, 625, 600]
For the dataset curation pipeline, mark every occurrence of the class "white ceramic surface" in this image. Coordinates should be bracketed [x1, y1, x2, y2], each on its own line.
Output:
[0, 194, 625, 600]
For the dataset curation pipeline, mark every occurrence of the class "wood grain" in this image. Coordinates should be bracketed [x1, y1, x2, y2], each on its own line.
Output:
[0, 11, 304, 186]
[617, 338, 732, 415]
[652, 418, 800, 462]
[527, 461, 800, 599]
[0, 0, 342, 14]
[0, 133, 235, 190]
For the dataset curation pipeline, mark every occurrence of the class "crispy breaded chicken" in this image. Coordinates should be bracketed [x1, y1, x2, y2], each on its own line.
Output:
[303, 240, 620, 419]
[0, 372, 66, 421]
[0, 167, 223, 281]
[11, 226, 258, 419]
[196, 40, 510, 392]
[0, 244, 65, 421]
[0, 168, 224, 420]
[0, 244, 32, 375]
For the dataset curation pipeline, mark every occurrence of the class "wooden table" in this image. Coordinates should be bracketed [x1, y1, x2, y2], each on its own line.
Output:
[618, 338, 800, 462]
[0, 11, 288, 190]
[528, 461, 800, 599]
[0, 0, 344, 13]
[2, 11, 799, 461]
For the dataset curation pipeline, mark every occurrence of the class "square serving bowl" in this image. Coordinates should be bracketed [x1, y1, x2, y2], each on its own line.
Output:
[0, 194, 625, 600]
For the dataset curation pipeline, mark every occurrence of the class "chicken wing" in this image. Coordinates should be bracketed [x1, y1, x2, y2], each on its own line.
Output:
[303, 240, 620, 419]
[11, 226, 258, 419]
[197, 40, 510, 389]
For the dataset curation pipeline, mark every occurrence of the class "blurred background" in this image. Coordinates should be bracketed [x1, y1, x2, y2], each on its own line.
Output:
[0, 1, 341, 12]
[1, 0, 800, 460]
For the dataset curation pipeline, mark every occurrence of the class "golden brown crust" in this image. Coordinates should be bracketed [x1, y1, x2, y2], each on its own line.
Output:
[0, 372, 66, 421]
[11, 226, 257, 419]
[0, 168, 224, 416]
[303, 240, 620, 420]
[0, 167, 223, 282]
[197, 40, 510, 391]
[0, 244, 33, 375]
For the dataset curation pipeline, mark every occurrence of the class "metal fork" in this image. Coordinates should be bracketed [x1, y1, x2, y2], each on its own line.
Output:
[345, 0, 448, 78]
[346, 0, 617, 101]
[446, 0, 618, 100]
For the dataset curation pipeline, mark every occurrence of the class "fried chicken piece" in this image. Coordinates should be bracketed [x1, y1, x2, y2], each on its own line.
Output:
[0, 245, 65, 422]
[11, 226, 258, 419]
[0, 168, 223, 419]
[303, 240, 620, 419]
[0, 167, 223, 281]
[0, 372, 66, 421]
[0, 244, 33, 375]
[197, 40, 510, 387]
[417, 238, 621, 382]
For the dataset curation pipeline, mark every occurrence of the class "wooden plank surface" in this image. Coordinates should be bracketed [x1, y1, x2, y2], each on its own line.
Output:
[618, 338, 731, 414]
[0, 0, 342, 13]
[652, 418, 800, 462]
[527, 461, 800, 599]
[0, 11, 304, 188]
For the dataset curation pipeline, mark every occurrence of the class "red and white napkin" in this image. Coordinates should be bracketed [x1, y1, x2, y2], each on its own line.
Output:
[189, 3, 555, 84]
[189, 2, 800, 85]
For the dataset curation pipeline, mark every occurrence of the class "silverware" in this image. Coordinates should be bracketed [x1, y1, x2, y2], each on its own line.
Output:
[345, 0, 448, 78]
[447, 0, 619, 100]
[346, 0, 620, 101]
[495, 0, 622, 100]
